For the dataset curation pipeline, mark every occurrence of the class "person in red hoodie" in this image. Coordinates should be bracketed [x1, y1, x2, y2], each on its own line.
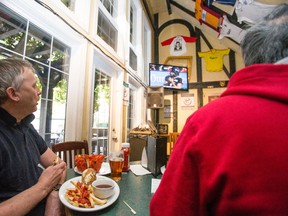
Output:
[150, 4, 288, 216]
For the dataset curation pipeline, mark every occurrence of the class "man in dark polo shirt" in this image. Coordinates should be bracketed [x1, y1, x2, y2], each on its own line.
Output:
[0, 58, 66, 215]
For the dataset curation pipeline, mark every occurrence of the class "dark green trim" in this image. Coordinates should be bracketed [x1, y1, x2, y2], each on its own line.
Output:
[195, 28, 204, 108]
[195, 28, 203, 83]
[141, 0, 155, 31]
[229, 49, 236, 76]
[198, 88, 203, 108]
[166, 0, 172, 15]
[199, 30, 213, 50]
[189, 80, 228, 89]
[154, 14, 159, 63]
[172, 91, 178, 132]
[158, 19, 195, 37]
[170, 0, 195, 17]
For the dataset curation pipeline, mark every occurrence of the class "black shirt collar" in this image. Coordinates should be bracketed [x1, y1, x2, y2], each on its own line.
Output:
[0, 107, 35, 127]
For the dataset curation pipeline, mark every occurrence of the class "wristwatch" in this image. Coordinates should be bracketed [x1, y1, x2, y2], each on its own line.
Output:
[53, 184, 62, 191]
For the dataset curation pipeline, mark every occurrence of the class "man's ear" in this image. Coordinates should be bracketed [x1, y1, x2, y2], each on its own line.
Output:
[6, 87, 20, 102]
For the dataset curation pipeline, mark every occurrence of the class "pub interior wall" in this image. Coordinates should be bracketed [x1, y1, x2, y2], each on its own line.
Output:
[155, 11, 245, 134]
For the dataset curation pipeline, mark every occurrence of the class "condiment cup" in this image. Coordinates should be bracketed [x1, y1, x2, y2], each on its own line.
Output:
[92, 178, 115, 199]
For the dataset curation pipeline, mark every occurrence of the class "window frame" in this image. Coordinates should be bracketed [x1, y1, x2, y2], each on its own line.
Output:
[1, 0, 87, 142]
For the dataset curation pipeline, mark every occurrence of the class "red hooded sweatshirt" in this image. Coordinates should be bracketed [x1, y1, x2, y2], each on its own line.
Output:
[150, 63, 288, 216]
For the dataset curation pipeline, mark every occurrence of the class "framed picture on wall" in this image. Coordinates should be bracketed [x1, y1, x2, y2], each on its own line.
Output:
[180, 93, 195, 107]
[164, 105, 171, 118]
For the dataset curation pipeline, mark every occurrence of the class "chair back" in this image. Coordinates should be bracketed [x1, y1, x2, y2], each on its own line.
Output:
[52, 140, 89, 169]
[169, 132, 180, 154]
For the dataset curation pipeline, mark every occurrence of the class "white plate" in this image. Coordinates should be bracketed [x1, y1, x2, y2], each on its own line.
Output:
[74, 162, 111, 176]
[59, 176, 120, 212]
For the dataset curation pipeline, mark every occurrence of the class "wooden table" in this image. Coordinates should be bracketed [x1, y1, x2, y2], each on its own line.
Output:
[64, 168, 160, 216]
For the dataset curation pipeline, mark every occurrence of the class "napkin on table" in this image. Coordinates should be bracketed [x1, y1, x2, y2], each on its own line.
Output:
[130, 164, 151, 176]
[151, 178, 161, 193]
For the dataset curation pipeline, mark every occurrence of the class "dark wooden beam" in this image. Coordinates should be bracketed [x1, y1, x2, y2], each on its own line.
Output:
[172, 91, 177, 132]
[195, 27, 204, 107]
[141, 0, 156, 31]
[170, 0, 195, 17]
[166, 0, 172, 15]
[195, 28, 203, 83]
[158, 19, 196, 37]
[154, 13, 159, 64]
[189, 80, 228, 89]
[229, 49, 236, 76]
[199, 30, 213, 50]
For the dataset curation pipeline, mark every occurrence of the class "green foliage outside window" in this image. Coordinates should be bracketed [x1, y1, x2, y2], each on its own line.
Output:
[53, 79, 67, 103]
[94, 84, 110, 112]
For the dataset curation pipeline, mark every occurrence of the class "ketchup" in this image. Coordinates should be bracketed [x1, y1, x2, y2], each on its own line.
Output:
[121, 143, 130, 172]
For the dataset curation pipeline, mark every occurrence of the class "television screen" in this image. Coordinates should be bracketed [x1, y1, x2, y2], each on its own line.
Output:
[149, 63, 189, 91]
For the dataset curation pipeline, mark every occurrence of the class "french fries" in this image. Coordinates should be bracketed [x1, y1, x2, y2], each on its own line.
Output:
[90, 193, 108, 205]
[65, 180, 108, 208]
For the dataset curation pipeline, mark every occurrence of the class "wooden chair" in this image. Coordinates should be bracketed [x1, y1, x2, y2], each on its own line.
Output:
[169, 132, 180, 154]
[52, 140, 89, 169]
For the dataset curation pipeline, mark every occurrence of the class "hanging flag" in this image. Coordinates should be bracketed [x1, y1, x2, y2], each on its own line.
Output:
[161, 35, 197, 56]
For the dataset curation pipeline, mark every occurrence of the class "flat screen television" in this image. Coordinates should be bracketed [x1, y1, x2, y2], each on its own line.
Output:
[149, 63, 189, 91]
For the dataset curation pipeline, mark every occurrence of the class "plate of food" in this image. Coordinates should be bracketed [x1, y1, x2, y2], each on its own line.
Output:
[74, 162, 111, 175]
[59, 175, 120, 212]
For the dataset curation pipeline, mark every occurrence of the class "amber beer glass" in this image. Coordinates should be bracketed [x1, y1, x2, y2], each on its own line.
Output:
[109, 151, 124, 181]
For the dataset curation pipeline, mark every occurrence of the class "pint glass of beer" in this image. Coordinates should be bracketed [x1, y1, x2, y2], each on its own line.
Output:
[109, 151, 124, 181]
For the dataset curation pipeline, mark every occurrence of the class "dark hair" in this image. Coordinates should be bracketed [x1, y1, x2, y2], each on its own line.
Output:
[240, 4, 288, 66]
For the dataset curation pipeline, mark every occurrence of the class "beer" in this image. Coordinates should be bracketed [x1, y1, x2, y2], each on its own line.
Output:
[109, 158, 124, 181]
[109, 151, 124, 181]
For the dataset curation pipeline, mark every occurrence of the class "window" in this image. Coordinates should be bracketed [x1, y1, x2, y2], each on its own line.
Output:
[143, 22, 151, 84]
[26, 23, 52, 64]
[130, 6, 134, 44]
[92, 69, 111, 155]
[100, 0, 117, 17]
[0, 3, 71, 145]
[97, 10, 118, 51]
[129, 1, 137, 70]
[127, 87, 135, 141]
[61, 0, 76, 11]
[129, 47, 137, 71]
[0, 6, 26, 57]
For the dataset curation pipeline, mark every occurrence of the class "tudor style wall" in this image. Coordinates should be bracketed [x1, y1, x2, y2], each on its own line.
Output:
[151, 5, 245, 134]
